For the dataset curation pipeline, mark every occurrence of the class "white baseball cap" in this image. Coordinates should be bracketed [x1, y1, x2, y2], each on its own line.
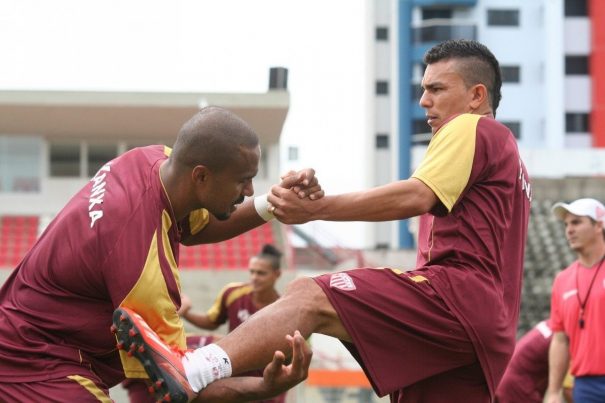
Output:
[551, 198, 605, 223]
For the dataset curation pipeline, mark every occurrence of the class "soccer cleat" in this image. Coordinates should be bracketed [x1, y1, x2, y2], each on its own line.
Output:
[112, 307, 196, 403]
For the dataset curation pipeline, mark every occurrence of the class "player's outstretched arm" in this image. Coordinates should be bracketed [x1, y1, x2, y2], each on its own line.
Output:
[181, 168, 321, 245]
[193, 331, 312, 402]
[269, 177, 438, 225]
[178, 294, 220, 331]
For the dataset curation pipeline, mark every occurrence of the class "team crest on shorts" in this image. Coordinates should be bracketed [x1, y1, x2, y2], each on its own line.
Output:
[330, 273, 356, 291]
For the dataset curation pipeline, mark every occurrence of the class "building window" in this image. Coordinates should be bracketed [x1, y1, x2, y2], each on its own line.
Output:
[88, 144, 117, 177]
[412, 63, 426, 82]
[422, 8, 453, 20]
[0, 136, 42, 193]
[501, 66, 521, 83]
[50, 142, 80, 177]
[565, 56, 589, 75]
[376, 134, 389, 149]
[565, 0, 587, 16]
[413, 25, 477, 44]
[411, 84, 424, 102]
[376, 26, 388, 41]
[412, 119, 430, 135]
[412, 118, 432, 145]
[501, 121, 522, 139]
[487, 9, 520, 27]
[376, 81, 389, 95]
[288, 146, 299, 161]
[566, 113, 590, 133]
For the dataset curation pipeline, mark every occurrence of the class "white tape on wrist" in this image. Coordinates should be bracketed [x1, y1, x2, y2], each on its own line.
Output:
[254, 193, 275, 221]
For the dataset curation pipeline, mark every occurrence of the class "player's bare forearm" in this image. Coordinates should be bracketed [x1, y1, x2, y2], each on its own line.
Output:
[195, 331, 311, 402]
[269, 178, 438, 224]
[181, 199, 265, 245]
[193, 376, 271, 402]
[182, 310, 219, 330]
[546, 332, 570, 402]
[181, 168, 323, 245]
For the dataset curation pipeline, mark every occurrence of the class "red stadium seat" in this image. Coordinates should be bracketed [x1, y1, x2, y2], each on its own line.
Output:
[0, 215, 39, 268]
[178, 223, 276, 270]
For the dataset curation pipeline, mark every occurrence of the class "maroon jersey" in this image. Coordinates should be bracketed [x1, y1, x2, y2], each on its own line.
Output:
[0, 146, 209, 386]
[207, 282, 259, 331]
[495, 320, 552, 403]
[412, 114, 531, 395]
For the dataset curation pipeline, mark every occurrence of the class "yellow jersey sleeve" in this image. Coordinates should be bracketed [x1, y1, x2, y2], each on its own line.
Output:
[412, 114, 480, 212]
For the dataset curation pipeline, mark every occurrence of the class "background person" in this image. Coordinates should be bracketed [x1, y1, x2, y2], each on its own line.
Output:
[495, 318, 573, 403]
[179, 244, 286, 403]
[546, 198, 605, 403]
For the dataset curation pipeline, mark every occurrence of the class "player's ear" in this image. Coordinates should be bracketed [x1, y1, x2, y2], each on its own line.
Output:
[192, 165, 210, 185]
[469, 83, 488, 110]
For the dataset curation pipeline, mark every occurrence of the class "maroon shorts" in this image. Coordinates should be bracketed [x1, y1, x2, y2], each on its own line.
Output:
[0, 374, 111, 402]
[122, 378, 155, 403]
[314, 267, 489, 402]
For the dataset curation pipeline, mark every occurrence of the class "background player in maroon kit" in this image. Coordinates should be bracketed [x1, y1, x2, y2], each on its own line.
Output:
[126, 39, 532, 403]
[179, 244, 283, 334]
[124, 244, 286, 403]
[0, 106, 317, 401]
[179, 244, 287, 403]
[495, 319, 573, 403]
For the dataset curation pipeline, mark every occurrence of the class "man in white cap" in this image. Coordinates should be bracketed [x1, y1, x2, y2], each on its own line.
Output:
[545, 198, 605, 403]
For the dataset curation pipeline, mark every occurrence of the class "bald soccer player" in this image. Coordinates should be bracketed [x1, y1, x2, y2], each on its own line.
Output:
[0, 107, 318, 402]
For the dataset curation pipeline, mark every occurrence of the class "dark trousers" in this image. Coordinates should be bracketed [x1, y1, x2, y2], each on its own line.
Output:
[573, 376, 605, 403]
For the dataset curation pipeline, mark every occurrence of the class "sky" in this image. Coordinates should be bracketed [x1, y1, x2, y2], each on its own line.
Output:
[0, 0, 373, 247]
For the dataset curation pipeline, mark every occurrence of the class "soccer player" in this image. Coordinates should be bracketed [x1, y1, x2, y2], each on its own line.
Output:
[179, 244, 287, 403]
[0, 106, 317, 401]
[546, 198, 605, 403]
[118, 39, 532, 402]
[496, 319, 574, 403]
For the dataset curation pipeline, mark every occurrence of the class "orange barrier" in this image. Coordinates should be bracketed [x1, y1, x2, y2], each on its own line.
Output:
[306, 369, 371, 388]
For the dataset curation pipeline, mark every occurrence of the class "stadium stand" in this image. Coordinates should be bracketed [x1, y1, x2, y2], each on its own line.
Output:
[0, 215, 39, 268]
[179, 222, 276, 269]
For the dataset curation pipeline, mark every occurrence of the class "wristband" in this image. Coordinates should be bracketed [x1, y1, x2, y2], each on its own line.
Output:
[254, 193, 275, 221]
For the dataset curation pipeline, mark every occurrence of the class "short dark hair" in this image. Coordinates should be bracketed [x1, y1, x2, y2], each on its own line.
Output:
[423, 39, 502, 114]
[257, 244, 282, 270]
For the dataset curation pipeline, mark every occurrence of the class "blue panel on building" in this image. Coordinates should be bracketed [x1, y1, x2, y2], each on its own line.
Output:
[412, 104, 427, 119]
[398, 0, 415, 249]
[412, 0, 477, 6]
[413, 44, 433, 62]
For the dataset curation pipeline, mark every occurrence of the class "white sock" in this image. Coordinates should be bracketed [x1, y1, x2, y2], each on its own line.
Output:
[182, 343, 233, 392]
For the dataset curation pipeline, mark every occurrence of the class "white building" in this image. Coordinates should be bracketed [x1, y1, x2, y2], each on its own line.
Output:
[366, 0, 605, 249]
